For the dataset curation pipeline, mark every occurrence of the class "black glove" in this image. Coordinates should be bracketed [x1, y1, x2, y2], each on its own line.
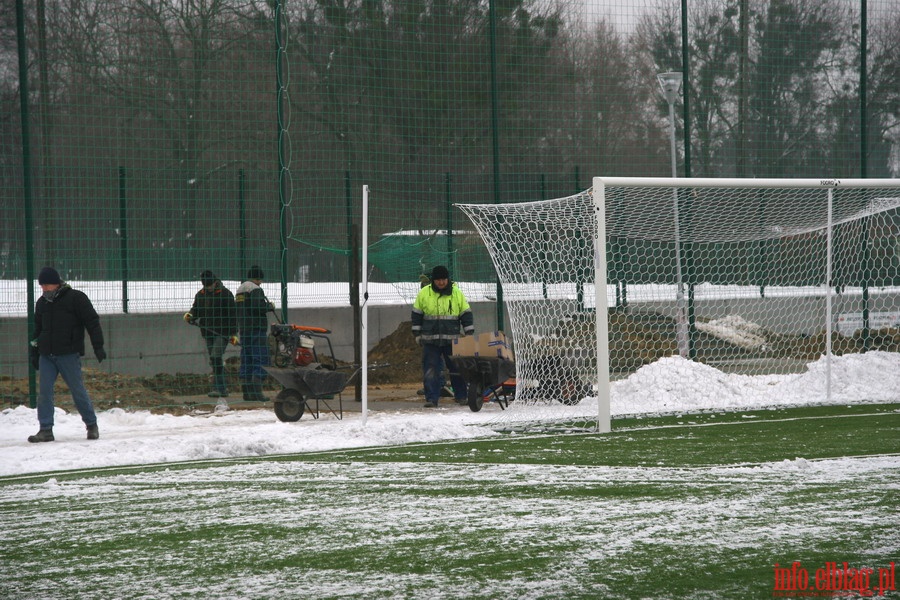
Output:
[94, 347, 107, 363]
[29, 346, 40, 370]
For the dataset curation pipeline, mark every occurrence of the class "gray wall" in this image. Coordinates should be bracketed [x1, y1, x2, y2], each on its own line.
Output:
[1, 302, 502, 378]
[3, 291, 897, 378]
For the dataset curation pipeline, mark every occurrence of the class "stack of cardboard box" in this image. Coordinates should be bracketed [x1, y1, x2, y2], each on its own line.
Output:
[452, 331, 513, 361]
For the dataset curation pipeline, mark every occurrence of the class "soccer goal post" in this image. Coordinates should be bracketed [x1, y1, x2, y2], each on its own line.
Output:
[456, 177, 900, 433]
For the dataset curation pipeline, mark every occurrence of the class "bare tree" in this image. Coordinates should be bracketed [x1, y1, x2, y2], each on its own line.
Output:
[53, 0, 273, 252]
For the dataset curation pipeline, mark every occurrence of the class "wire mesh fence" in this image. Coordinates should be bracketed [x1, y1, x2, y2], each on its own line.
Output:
[2, 0, 898, 407]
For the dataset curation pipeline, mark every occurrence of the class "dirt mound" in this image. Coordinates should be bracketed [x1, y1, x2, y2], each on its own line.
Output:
[1, 368, 172, 412]
[367, 321, 421, 384]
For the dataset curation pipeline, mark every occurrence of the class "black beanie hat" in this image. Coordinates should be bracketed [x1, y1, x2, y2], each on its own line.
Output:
[431, 265, 450, 280]
[247, 265, 264, 280]
[38, 267, 62, 285]
[200, 270, 216, 286]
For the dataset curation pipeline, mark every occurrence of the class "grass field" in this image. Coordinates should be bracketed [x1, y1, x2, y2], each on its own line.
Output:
[2, 404, 899, 599]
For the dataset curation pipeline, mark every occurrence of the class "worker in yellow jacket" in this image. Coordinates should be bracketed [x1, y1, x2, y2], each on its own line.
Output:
[411, 265, 475, 408]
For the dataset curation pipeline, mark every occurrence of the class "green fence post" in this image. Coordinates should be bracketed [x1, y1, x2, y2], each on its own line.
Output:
[346, 172, 361, 401]
[859, 0, 871, 351]
[680, 0, 697, 361]
[119, 166, 128, 313]
[276, 0, 288, 317]
[540, 174, 548, 299]
[239, 168, 246, 279]
[575, 166, 585, 312]
[17, 0, 38, 408]
[445, 173, 454, 277]
[488, 0, 504, 331]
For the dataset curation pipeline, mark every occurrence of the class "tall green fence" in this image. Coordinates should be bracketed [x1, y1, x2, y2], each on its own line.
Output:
[2, 0, 898, 406]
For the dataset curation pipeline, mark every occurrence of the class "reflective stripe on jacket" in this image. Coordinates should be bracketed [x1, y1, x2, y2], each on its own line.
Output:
[411, 282, 475, 345]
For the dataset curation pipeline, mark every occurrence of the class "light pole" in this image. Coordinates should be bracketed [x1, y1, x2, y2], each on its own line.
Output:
[657, 71, 689, 359]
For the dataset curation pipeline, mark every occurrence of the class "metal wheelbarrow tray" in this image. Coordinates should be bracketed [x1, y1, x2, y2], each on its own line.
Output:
[450, 355, 516, 412]
[264, 364, 358, 422]
[266, 324, 361, 422]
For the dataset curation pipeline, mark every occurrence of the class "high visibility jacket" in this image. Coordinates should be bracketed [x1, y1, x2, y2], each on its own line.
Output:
[411, 282, 475, 345]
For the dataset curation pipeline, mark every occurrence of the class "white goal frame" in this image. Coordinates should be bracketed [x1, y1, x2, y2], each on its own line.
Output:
[591, 177, 900, 433]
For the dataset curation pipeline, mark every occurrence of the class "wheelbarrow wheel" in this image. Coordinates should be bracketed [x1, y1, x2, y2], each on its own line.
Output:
[467, 383, 484, 412]
[557, 378, 590, 406]
[274, 388, 306, 422]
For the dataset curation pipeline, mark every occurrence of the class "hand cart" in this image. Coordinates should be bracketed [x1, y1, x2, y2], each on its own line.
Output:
[450, 355, 516, 412]
[265, 324, 359, 422]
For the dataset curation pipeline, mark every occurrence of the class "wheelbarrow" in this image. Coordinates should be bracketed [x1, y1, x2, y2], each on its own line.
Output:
[265, 324, 359, 422]
[450, 355, 516, 412]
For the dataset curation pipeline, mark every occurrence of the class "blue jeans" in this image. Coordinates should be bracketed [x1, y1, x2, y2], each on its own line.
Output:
[422, 343, 467, 404]
[205, 335, 229, 392]
[38, 353, 98, 430]
[239, 329, 269, 380]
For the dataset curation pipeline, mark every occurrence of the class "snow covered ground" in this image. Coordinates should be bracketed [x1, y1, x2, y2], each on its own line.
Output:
[3, 351, 898, 478]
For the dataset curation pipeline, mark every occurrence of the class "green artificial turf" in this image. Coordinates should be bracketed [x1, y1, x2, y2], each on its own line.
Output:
[2, 404, 898, 599]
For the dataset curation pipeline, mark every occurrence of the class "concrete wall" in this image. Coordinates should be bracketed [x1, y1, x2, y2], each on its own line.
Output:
[1, 302, 502, 378]
[3, 291, 897, 378]
[638, 291, 900, 335]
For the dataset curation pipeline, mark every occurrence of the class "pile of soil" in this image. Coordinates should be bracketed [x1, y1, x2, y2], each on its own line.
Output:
[366, 321, 421, 384]
[0, 369, 172, 413]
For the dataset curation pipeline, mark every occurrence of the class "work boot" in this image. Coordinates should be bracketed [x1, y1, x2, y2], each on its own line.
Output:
[250, 379, 267, 402]
[241, 381, 252, 402]
[207, 389, 223, 398]
[212, 365, 228, 398]
[28, 428, 54, 443]
[86, 424, 99, 440]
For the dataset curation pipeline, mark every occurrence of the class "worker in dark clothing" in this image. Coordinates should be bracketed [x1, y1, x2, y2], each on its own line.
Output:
[184, 270, 237, 398]
[234, 265, 274, 402]
[28, 267, 107, 443]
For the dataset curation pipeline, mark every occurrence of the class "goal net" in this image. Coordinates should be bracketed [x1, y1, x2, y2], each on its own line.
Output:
[456, 177, 900, 433]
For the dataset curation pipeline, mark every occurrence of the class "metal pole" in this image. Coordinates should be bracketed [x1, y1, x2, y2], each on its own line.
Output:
[825, 189, 834, 402]
[488, 0, 504, 331]
[593, 180, 611, 433]
[119, 167, 128, 313]
[346, 171, 361, 403]
[859, 0, 871, 351]
[361, 185, 369, 426]
[275, 0, 288, 318]
[17, 0, 38, 407]
[660, 81, 690, 359]
[445, 173, 454, 276]
[238, 168, 246, 277]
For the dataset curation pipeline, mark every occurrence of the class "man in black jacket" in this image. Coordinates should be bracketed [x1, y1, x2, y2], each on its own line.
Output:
[28, 267, 107, 443]
[184, 270, 237, 398]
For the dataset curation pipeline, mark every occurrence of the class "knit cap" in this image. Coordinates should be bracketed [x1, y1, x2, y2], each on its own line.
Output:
[38, 267, 61, 285]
